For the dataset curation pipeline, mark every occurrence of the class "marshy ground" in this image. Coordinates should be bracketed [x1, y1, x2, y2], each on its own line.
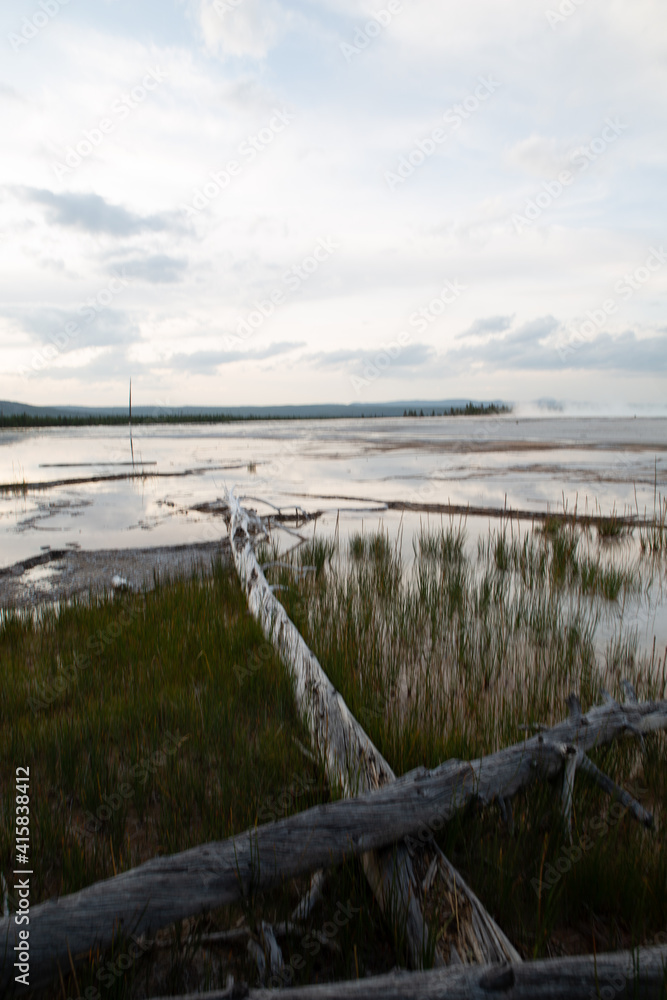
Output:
[1, 513, 666, 997]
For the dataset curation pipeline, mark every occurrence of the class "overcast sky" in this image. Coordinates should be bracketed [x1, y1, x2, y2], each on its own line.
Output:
[1, 0, 666, 409]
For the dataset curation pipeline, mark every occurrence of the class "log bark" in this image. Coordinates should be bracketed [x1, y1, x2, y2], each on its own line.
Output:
[146, 944, 667, 999]
[4, 693, 664, 991]
[226, 494, 516, 968]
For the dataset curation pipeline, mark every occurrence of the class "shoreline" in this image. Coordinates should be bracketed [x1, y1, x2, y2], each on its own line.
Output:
[0, 538, 230, 611]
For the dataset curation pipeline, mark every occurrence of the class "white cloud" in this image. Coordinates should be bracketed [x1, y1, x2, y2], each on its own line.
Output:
[0, 0, 665, 406]
[193, 0, 286, 58]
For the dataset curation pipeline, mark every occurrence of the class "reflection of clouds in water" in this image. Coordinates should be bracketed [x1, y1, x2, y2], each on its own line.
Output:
[0, 418, 665, 569]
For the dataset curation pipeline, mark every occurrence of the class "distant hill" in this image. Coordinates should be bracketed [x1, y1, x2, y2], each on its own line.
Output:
[0, 399, 511, 423]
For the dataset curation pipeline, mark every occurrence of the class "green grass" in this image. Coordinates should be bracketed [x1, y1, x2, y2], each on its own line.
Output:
[1, 562, 324, 877]
[1, 520, 666, 997]
[0, 561, 359, 997]
[596, 513, 632, 541]
[640, 494, 667, 556]
[276, 520, 667, 960]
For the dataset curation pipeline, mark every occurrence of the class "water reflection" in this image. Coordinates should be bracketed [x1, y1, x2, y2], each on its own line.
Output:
[0, 417, 665, 650]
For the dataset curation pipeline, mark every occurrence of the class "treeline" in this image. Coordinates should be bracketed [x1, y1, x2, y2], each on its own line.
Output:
[0, 403, 512, 428]
[403, 403, 512, 417]
[0, 413, 252, 428]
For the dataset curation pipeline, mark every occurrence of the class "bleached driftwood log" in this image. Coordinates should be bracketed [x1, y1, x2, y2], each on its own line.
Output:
[144, 944, 667, 999]
[225, 494, 433, 968]
[226, 493, 517, 968]
[2, 693, 664, 990]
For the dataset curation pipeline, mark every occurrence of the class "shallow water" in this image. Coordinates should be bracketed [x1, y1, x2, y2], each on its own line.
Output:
[1, 415, 665, 652]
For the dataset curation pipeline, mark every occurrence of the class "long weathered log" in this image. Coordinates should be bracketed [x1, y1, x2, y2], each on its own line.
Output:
[4, 693, 664, 991]
[146, 944, 667, 999]
[226, 495, 434, 968]
[226, 493, 516, 967]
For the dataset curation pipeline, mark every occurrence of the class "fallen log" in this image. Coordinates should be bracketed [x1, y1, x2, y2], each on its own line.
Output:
[225, 495, 434, 968]
[292, 491, 649, 529]
[145, 943, 667, 999]
[2, 692, 664, 991]
[226, 493, 517, 967]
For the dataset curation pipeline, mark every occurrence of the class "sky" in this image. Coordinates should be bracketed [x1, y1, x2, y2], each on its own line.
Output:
[1, 0, 666, 410]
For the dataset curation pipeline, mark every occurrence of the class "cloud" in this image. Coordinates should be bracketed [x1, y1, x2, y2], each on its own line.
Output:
[459, 315, 514, 339]
[0, 82, 23, 102]
[35, 346, 141, 382]
[504, 135, 570, 178]
[445, 322, 667, 374]
[306, 342, 438, 370]
[18, 188, 178, 236]
[505, 316, 560, 345]
[305, 321, 667, 382]
[1, 0, 666, 407]
[192, 0, 286, 58]
[441, 316, 563, 372]
[5, 306, 139, 349]
[555, 330, 667, 373]
[112, 255, 188, 284]
[19, 340, 304, 382]
[167, 340, 303, 373]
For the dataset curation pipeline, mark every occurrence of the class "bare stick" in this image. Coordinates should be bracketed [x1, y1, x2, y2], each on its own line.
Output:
[561, 749, 577, 842]
[291, 871, 326, 923]
[577, 751, 653, 827]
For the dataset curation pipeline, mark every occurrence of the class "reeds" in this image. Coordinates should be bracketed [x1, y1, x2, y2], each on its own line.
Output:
[639, 493, 667, 556]
[277, 517, 666, 962]
[1, 518, 666, 996]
